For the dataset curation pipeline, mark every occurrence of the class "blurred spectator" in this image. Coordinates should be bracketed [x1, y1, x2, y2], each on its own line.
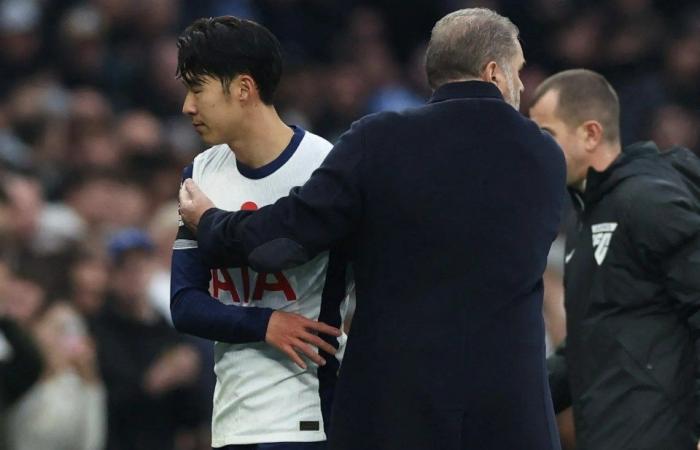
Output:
[6, 302, 106, 450]
[2, 277, 45, 328]
[135, 37, 186, 116]
[0, 0, 43, 95]
[131, 0, 180, 41]
[62, 171, 124, 232]
[602, 0, 666, 78]
[62, 171, 150, 232]
[550, 10, 604, 70]
[360, 41, 424, 114]
[117, 110, 163, 159]
[0, 258, 44, 450]
[67, 249, 110, 319]
[663, 32, 700, 109]
[651, 104, 700, 154]
[92, 229, 204, 450]
[0, 174, 78, 294]
[57, 4, 110, 90]
[315, 63, 368, 142]
[0, 317, 43, 450]
[147, 202, 179, 323]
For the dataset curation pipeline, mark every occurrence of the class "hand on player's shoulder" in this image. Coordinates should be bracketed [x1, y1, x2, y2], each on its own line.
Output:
[178, 179, 215, 232]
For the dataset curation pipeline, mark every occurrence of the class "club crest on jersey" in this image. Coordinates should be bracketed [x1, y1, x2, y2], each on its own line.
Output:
[591, 222, 617, 265]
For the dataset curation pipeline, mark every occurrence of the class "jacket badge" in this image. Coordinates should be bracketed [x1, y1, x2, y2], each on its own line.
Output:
[591, 222, 618, 265]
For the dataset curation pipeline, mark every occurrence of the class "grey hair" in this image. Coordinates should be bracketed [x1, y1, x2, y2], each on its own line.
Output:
[425, 8, 520, 89]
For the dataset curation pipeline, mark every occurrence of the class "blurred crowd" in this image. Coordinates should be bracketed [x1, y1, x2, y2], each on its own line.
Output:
[0, 0, 698, 449]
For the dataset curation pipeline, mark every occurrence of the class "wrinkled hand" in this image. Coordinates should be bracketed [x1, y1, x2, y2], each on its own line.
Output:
[178, 179, 214, 233]
[265, 311, 342, 370]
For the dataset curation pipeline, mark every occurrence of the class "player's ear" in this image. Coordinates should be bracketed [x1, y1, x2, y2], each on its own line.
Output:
[238, 75, 255, 102]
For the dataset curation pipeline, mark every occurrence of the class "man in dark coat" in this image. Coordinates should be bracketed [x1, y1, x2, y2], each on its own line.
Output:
[179, 8, 566, 450]
[530, 69, 700, 450]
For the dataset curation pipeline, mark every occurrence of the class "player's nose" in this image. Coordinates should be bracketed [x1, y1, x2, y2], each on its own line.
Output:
[182, 91, 197, 116]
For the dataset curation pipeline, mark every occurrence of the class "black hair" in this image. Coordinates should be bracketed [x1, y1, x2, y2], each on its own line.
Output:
[176, 16, 283, 105]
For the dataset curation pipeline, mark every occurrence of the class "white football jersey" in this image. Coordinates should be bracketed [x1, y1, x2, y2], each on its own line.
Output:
[189, 127, 351, 446]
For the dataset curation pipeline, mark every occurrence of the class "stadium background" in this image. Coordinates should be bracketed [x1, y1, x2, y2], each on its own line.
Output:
[0, 0, 698, 449]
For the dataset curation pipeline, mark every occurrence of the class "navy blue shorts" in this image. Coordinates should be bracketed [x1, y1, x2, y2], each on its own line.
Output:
[214, 442, 325, 450]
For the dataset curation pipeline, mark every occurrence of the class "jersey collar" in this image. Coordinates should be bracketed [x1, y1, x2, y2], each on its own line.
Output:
[236, 125, 306, 180]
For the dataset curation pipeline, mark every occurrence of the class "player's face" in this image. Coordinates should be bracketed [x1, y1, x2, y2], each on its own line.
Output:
[182, 75, 242, 145]
[529, 90, 589, 188]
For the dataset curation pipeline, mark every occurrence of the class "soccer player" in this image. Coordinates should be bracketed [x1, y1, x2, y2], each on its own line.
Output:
[169, 17, 351, 450]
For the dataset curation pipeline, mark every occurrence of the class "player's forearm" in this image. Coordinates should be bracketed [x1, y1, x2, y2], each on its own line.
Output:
[170, 288, 273, 343]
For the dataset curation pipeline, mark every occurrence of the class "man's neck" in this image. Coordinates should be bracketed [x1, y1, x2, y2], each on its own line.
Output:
[575, 141, 622, 192]
[591, 141, 622, 173]
[227, 106, 294, 169]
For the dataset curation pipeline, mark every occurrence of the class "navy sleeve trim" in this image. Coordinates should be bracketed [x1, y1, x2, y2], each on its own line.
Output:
[182, 164, 194, 180]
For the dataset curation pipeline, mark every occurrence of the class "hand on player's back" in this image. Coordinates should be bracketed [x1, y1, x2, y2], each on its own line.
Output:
[266, 311, 342, 369]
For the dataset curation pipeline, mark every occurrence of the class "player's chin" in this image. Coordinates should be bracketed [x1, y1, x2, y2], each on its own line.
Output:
[197, 130, 216, 144]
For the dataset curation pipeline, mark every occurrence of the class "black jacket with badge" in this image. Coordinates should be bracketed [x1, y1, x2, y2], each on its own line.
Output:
[548, 142, 700, 450]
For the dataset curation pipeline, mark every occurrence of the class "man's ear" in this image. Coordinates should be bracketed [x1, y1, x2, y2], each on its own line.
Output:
[580, 120, 604, 152]
[238, 75, 256, 102]
[480, 61, 499, 84]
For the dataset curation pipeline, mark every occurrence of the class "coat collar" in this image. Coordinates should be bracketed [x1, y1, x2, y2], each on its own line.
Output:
[571, 141, 662, 211]
[428, 81, 504, 104]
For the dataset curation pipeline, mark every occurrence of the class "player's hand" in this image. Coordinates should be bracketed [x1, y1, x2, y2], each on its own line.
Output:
[178, 179, 214, 233]
[696, 439, 700, 450]
[265, 311, 342, 370]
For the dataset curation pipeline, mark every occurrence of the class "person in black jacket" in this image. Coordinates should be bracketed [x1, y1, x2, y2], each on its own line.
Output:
[93, 229, 204, 450]
[178, 8, 566, 450]
[530, 68, 700, 450]
[0, 317, 43, 450]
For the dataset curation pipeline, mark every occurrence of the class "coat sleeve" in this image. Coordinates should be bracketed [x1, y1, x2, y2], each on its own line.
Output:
[196, 120, 366, 272]
[547, 339, 571, 413]
[625, 178, 700, 434]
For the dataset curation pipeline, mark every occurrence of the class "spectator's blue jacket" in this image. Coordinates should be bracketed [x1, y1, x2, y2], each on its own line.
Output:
[194, 81, 566, 450]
